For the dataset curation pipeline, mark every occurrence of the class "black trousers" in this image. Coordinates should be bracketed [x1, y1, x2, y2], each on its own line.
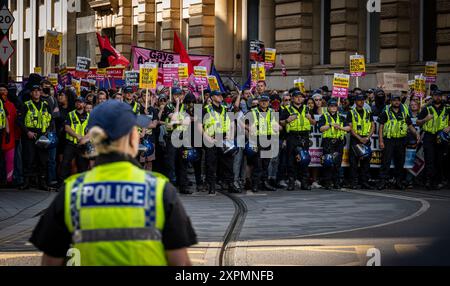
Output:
[277, 143, 288, 182]
[23, 137, 48, 180]
[204, 146, 234, 187]
[322, 138, 344, 185]
[286, 133, 310, 185]
[61, 143, 89, 179]
[423, 132, 447, 185]
[193, 147, 203, 185]
[175, 147, 188, 188]
[379, 138, 406, 183]
[349, 138, 371, 185]
[164, 135, 177, 184]
[248, 151, 271, 187]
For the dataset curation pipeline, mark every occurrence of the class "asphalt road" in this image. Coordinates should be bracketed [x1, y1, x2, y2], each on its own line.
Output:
[1, 187, 449, 266]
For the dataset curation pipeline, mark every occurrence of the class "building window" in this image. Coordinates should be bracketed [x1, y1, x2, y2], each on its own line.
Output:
[102, 28, 116, 46]
[77, 34, 90, 58]
[320, 0, 331, 65]
[132, 24, 138, 46]
[156, 22, 162, 50]
[421, 0, 437, 61]
[24, 39, 30, 77]
[37, 37, 45, 69]
[366, 11, 380, 63]
[181, 19, 189, 49]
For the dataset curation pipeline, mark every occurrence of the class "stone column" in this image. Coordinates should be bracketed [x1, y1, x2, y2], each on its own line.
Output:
[115, 0, 133, 60]
[437, 0, 450, 61]
[188, 0, 215, 55]
[214, 0, 234, 71]
[379, 0, 410, 64]
[274, 0, 313, 71]
[329, 0, 359, 66]
[138, 0, 155, 49]
[259, 0, 275, 48]
[162, 0, 181, 51]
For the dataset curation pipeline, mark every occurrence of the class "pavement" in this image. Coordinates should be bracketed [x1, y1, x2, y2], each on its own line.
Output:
[1, 187, 450, 266]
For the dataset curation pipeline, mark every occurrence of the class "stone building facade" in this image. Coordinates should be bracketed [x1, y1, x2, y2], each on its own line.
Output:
[8, 0, 450, 90]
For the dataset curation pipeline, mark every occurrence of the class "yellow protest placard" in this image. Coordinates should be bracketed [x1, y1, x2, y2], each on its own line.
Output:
[425, 61, 438, 83]
[178, 63, 189, 80]
[265, 48, 276, 69]
[258, 63, 266, 81]
[294, 78, 305, 94]
[414, 75, 426, 97]
[251, 63, 258, 83]
[139, 63, 158, 90]
[208, 76, 220, 91]
[72, 78, 81, 96]
[333, 73, 350, 88]
[194, 66, 207, 77]
[408, 80, 415, 90]
[48, 73, 58, 86]
[350, 54, 366, 77]
[34, 67, 42, 75]
[44, 30, 63, 55]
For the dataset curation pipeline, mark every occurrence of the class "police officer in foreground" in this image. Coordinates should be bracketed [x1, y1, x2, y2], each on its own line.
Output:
[377, 94, 420, 190]
[346, 94, 375, 190]
[246, 93, 279, 192]
[417, 90, 450, 190]
[318, 98, 350, 190]
[280, 90, 316, 191]
[30, 100, 197, 266]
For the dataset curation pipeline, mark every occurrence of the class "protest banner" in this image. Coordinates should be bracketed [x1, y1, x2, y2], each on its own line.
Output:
[76, 56, 91, 74]
[332, 73, 350, 98]
[250, 63, 259, 87]
[34, 67, 42, 75]
[208, 75, 220, 91]
[178, 63, 189, 86]
[162, 64, 179, 87]
[139, 62, 158, 90]
[377, 73, 409, 91]
[294, 78, 306, 94]
[125, 71, 140, 88]
[250, 40, 265, 62]
[131, 46, 212, 85]
[44, 30, 63, 55]
[58, 64, 69, 86]
[350, 54, 366, 78]
[48, 73, 58, 86]
[97, 68, 107, 76]
[425, 61, 438, 83]
[414, 74, 426, 97]
[264, 48, 276, 70]
[408, 80, 415, 90]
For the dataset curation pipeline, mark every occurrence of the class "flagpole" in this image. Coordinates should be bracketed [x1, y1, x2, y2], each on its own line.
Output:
[201, 85, 205, 104]
[145, 88, 149, 112]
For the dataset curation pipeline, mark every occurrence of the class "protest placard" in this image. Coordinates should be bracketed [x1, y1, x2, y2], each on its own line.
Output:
[76, 56, 91, 73]
[194, 66, 208, 88]
[44, 30, 63, 55]
[125, 71, 140, 88]
[48, 73, 58, 86]
[294, 78, 306, 94]
[71, 78, 81, 96]
[250, 40, 265, 62]
[34, 67, 42, 75]
[258, 63, 266, 81]
[139, 62, 158, 90]
[425, 61, 438, 83]
[208, 75, 220, 91]
[408, 80, 415, 90]
[414, 74, 426, 97]
[350, 54, 366, 77]
[178, 63, 189, 86]
[163, 64, 179, 87]
[377, 73, 409, 91]
[264, 48, 276, 70]
[332, 73, 350, 98]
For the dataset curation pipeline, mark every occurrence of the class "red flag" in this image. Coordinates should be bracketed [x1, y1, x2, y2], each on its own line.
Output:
[96, 32, 130, 68]
[173, 32, 194, 76]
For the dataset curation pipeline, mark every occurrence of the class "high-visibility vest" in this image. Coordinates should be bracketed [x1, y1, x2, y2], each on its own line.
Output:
[350, 108, 372, 137]
[165, 104, 187, 132]
[131, 101, 140, 115]
[251, 108, 276, 136]
[422, 105, 449, 134]
[383, 109, 408, 139]
[384, 103, 410, 117]
[203, 105, 231, 137]
[0, 100, 6, 129]
[286, 105, 311, 133]
[24, 100, 51, 133]
[66, 111, 90, 144]
[322, 113, 346, 140]
[64, 161, 168, 266]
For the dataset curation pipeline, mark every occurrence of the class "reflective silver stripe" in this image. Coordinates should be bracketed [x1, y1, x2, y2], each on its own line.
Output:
[73, 227, 162, 244]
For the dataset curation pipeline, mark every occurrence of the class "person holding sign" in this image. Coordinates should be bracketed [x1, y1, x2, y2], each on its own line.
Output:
[417, 90, 450, 190]
[200, 90, 239, 195]
[377, 93, 420, 190]
[280, 90, 316, 191]
[318, 98, 351, 190]
[346, 94, 375, 190]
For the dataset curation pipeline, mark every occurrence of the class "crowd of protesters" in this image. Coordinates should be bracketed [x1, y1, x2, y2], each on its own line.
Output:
[0, 73, 449, 193]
